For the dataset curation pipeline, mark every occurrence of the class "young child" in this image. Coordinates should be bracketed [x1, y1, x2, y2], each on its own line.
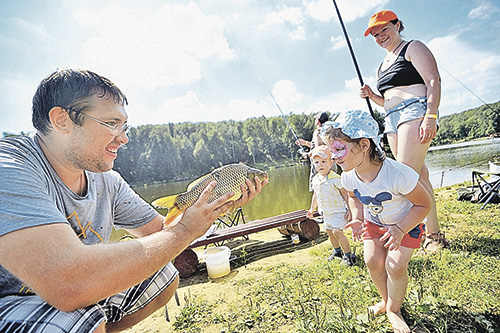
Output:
[306, 145, 355, 266]
[320, 110, 431, 333]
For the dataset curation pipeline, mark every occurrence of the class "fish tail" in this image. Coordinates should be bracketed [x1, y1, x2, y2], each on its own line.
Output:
[152, 195, 178, 209]
[152, 195, 183, 226]
[164, 206, 183, 226]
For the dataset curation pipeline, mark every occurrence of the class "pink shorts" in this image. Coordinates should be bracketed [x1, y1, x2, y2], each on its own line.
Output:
[363, 220, 425, 249]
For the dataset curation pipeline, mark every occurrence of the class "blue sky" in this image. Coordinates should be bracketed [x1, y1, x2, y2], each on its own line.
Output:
[1, 0, 499, 135]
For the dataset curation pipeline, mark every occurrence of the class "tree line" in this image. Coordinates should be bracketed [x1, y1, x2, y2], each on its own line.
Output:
[112, 100, 499, 184]
[2, 101, 499, 185]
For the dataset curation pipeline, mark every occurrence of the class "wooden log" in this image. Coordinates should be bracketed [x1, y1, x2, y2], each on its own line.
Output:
[279, 219, 319, 240]
[278, 225, 293, 236]
[173, 248, 199, 278]
[298, 219, 320, 239]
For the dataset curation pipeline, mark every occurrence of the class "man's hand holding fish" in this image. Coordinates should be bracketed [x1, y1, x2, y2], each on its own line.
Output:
[173, 175, 267, 240]
[172, 181, 234, 239]
[153, 163, 269, 226]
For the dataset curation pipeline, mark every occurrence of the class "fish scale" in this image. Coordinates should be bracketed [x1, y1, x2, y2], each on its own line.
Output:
[152, 163, 269, 225]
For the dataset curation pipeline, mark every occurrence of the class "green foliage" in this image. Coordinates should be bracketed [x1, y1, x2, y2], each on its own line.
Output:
[171, 186, 500, 332]
[112, 100, 499, 184]
[114, 113, 318, 184]
[433, 101, 500, 146]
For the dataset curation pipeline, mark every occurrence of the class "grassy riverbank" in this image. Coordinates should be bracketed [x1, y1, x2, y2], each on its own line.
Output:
[125, 182, 500, 332]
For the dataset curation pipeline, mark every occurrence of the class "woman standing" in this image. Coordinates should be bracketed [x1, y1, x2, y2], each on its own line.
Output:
[360, 10, 447, 252]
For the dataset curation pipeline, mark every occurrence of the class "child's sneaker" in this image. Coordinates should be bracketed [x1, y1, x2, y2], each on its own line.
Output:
[341, 254, 356, 266]
[327, 250, 343, 261]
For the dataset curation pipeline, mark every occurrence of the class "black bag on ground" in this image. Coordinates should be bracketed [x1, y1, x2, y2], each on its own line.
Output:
[457, 187, 475, 201]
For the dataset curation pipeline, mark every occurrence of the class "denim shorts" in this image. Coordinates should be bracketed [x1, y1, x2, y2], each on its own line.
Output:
[384, 97, 436, 134]
[0, 262, 178, 332]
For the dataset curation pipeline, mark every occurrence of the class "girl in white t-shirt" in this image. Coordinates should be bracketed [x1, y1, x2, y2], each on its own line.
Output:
[320, 110, 431, 333]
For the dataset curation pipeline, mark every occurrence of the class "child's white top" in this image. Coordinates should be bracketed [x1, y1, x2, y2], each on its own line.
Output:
[341, 158, 419, 226]
[311, 170, 346, 215]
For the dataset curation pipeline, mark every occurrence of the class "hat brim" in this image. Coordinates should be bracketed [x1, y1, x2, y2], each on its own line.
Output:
[364, 21, 390, 37]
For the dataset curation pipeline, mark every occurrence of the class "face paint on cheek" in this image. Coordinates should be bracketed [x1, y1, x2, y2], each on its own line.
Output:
[330, 140, 347, 159]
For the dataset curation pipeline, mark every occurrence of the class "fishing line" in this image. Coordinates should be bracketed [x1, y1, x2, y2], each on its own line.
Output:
[258, 76, 307, 156]
[440, 66, 496, 114]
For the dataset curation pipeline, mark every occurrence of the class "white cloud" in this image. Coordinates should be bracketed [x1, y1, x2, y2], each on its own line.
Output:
[289, 26, 307, 40]
[468, 2, 498, 19]
[132, 91, 273, 125]
[75, 2, 234, 91]
[157, 91, 213, 124]
[258, 5, 306, 40]
[272, 80, 303, 109]
[304, 0, 389, 23]
[330, 35, 346, 50]
[261, 6, 304, 27]
[428, 34, 500, 115]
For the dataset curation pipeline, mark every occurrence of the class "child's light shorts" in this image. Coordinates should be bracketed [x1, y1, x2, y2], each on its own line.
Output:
[323, 212, 347, 230]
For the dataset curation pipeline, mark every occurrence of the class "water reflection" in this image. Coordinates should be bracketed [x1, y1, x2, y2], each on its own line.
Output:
[132, 139, 500, 221]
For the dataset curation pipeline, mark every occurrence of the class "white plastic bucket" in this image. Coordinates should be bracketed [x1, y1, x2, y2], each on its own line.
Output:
[203, 246, 231, 279]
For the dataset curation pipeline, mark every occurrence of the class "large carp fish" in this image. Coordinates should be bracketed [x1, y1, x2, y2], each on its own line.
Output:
[152, 163, 269, 225]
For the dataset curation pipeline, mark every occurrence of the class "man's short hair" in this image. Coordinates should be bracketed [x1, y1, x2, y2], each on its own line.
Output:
[32, 69, 128, 134]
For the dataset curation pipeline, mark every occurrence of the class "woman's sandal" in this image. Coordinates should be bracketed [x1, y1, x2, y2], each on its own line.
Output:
[421, 231, 449, 253]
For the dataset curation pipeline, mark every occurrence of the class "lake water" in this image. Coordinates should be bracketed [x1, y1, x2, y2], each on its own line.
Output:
[427, 138, 500, 188]
[133, 138, 500, 221]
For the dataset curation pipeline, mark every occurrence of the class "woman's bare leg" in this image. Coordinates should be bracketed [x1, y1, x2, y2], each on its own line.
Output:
[387, 121, 443, 246]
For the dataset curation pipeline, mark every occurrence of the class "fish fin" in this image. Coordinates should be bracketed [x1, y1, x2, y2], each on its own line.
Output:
[151, 195, 178, 209]
[164, 206, 183, 226]
[187, 173, 211, 191]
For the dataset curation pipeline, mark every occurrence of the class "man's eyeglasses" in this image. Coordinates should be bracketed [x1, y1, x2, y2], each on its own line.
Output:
[59, 106, 130, 136]
[79, 112, 130, 136]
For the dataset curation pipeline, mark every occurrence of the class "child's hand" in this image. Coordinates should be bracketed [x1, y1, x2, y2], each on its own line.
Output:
[379, 225, 405, 251]
[307, 209, 315, 219]
[344, 209, 352, 222]
[345, 219, 364, 242]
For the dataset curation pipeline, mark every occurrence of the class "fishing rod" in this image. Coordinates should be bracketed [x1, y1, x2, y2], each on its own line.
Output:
[331, 0, 375, 119]
[259, 77, 307, 156]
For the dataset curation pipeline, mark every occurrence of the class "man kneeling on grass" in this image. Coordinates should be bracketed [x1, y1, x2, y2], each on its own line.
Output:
[0, 68, 265, 332]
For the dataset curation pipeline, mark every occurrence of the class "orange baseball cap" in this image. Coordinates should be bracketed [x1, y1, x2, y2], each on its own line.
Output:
[364, 10, 398, 37]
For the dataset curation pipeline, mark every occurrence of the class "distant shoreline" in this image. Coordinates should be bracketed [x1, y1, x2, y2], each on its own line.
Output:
[429, 137, 500, 152]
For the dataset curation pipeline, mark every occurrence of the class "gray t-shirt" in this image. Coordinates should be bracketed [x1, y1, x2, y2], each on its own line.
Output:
[0, 135, 159, 297]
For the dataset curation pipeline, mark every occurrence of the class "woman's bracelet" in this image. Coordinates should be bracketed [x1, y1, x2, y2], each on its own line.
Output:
[425, 113, 437, 119]
[393, 224, 405, 234]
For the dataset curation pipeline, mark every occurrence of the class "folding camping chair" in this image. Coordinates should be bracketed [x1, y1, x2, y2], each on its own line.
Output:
[471, 170, 500, 209]
[214, 207, 248, 246]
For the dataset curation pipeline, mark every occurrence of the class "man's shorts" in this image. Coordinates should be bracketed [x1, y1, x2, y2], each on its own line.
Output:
[323, 211, 347, 230]
[384, 97, 437, 134]
[0, 262, 178, 333]
[363, 220, 425, 249]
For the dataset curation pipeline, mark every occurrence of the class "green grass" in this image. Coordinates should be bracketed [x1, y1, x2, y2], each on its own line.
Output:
[172, 184, 500, 332]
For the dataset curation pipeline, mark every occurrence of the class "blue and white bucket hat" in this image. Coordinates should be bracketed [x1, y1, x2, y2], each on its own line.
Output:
[320, 110, 381, 146]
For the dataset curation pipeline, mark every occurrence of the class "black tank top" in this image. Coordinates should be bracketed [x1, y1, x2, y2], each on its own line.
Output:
[376, 41, 425, 97]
